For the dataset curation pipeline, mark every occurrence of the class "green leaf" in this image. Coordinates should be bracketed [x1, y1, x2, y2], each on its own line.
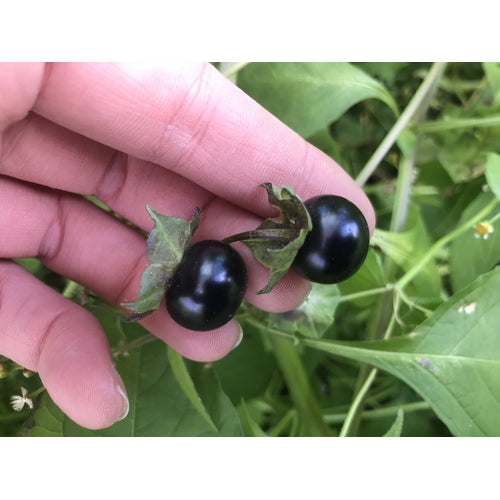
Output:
[29, 336, 242, 436]
[301, 267, 500, 436]
[485, 151, 500, 200]
[226, 183, 312, 294]
[213, 320, 277, 404]
[436, 132, 485, 183]
[449, 191, 500, 292]
[122, 205, 201, 320]
[167, 347, 218, 432]
[383, 408, 404, 437]
[238, 62, 398, 138]
[268, 283, 340, 339]
[28, 393, 65, 437]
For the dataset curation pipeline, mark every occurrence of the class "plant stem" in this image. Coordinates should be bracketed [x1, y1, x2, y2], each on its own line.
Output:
[356, 62, 447, 187]
[338, 312, 397, 436]
[267, 332, 333, 436]
[339, 367, 379, 437]
[220, 62, 249, 81]
[324, 401, 431, 425]
[112, 332, 158, 357]
[62, 279, 81, 299]
[31, 386, 47, 398]
[412, 114, 500, 134]
[337, 285, 394, 304]
[390, 149, 417, 233]
[222, 228, 289, 245]
[343, 66, 447, 434]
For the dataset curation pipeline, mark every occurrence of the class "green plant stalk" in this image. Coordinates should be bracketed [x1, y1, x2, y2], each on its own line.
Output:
[324, 401, 430, 425]
[339, 367, 379, 437]
[346, 61, 450, 433]
[368, 148, 418, 341]
[220, 62, 249, 81]
[112, 332, 158, 357]
[356, 62, 447, 187]
[390, 149, 417, 233]
[62, 279, 81, 299]
[338, 285, 394, 304]
[268, 333, 333, 436]
[413, 114, 500, 134]
[339, 312, 397, 436]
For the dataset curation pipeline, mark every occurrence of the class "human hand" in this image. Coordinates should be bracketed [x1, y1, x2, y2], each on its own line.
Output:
[0, 62, 375, 429]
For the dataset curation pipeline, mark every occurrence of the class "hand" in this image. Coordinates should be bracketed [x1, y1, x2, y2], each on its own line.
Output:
[0, 62, 375, 429]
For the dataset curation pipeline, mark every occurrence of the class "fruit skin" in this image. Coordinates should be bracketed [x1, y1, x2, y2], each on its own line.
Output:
[166, 240, 248, 331]
[292, 195, 370, 284]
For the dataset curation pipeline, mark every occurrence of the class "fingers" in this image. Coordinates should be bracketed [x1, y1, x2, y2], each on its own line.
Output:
[0, 176, 282, 362]
[1, 113, 213, 229]
[0, 63, 44, 131]
[0, 261, 128, 429]
[0, 173, 306, 310]
[32, 62, 375, 230]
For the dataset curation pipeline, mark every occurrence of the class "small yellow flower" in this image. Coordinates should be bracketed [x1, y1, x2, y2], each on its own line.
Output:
[10, 387, 34, 412]
[474, 222, 494, 240]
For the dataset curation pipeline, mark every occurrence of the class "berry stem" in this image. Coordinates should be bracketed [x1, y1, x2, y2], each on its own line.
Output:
[222, 228, 291, 245]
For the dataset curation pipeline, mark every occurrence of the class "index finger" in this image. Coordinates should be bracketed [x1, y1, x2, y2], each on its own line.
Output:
[33, 62, 375, 230]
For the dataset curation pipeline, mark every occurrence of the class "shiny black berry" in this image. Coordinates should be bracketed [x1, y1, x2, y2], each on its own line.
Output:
[166, 240, 247, 331]
[292, 195, 370, 284]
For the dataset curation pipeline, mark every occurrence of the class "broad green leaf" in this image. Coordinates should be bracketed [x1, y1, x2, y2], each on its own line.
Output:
[301, 267, 500, 436]
[14, 258, 45, 276]
[28, 394, 65, 437]
[122, 205, 201, 320]
[383, 408, 404, 437]
[213, 321, 277, 404]
[29, 338, 242, 436]
[437, 131, 485, 183]
[268, 283, 340, 339]
[485, 151, 500, 200]
[167, 347, 218, 432]
[449, 191, 500, 292]
[238, 62, 398, 138]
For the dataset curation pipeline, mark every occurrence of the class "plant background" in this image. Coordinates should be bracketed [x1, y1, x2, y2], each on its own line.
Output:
[2, 62, 500, 437]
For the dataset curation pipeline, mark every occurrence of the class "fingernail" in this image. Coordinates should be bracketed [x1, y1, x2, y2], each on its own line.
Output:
[112, 366, 129, 421]
[232, 323, 244, 351]
[115, 383, 130, 421]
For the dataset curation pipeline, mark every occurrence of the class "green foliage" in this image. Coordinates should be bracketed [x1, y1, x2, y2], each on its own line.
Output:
[449, 192, 500, 292]
[3, 62, 500, 437]
[29, 320, 242, 437]
[302, 267, 500, 437]
[238, 62, 398, 138]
